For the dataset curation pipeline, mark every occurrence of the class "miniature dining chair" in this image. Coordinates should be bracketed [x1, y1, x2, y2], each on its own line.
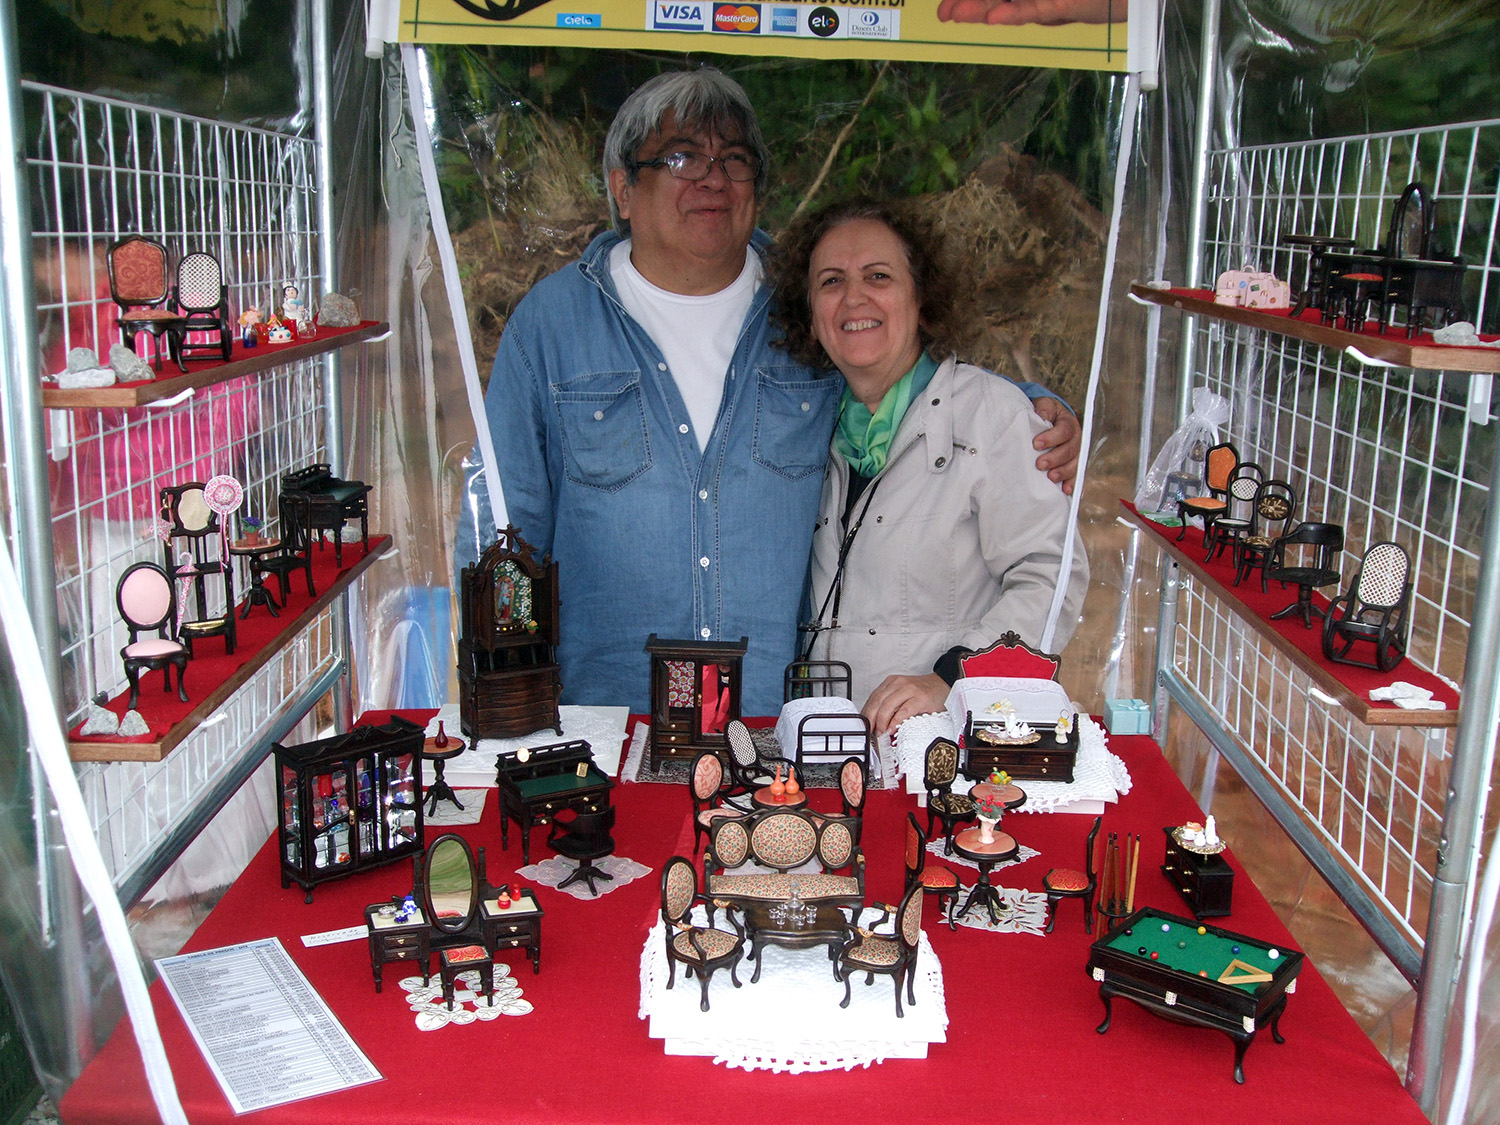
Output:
[1232, 479, 1299, 587]
[688, 751, 748, 853]
[1202, 464, 1265, 564]
[116, 561, 190, 711]
[922, 737, 977, 855]
[660, 855, 744, 1012]
[837, 884, 924, 1018]
[1321, 541, 1412, 672]
[1042, 815, 1103, 934]
[1266, 522, 1345, 627]
[251, 493, 317, 604]
[904, 811, 959, 931]
[1175, 441, 1239, 544]
[107, 235, 182, 371]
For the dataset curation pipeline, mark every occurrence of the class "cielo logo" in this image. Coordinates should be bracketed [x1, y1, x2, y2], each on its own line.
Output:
[557, 11, 601, 25]
[807, 4, 838, 35]
[713, 3, 760, 31]
[653, 1, 705, 28]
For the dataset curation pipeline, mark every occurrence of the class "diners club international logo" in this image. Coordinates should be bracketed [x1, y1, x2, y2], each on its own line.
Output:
[807, 5, 838, 35]
[713, 3, 760, 31]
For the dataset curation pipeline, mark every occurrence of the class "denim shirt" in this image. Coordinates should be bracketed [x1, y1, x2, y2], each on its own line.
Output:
[458, 229, 840, 715]
[456, 229, 1067, 717]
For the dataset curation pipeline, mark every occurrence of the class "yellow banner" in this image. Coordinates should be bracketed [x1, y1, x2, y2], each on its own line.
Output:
[398, 0, 1136, 71]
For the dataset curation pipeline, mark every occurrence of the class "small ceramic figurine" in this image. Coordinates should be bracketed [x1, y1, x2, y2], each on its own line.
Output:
[282, 283, 306, 325]
[239, 305, 262, 348]
[1054, 711, 1073, 740]
[394, 894, 418, 923]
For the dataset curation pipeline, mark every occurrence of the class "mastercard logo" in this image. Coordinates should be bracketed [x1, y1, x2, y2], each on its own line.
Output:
[713, 4, 760, 31]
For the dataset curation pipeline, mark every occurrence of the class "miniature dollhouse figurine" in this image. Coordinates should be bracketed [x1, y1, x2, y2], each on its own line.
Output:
[239, 305, 261, 348]
[1054, 711, 1073, 740]
[282, 283, 307, 324]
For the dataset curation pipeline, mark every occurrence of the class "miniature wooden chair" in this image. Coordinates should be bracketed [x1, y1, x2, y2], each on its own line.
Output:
[922, 737, 976, 855]
[1266, 522, 1345, 627]
[1042, 815, 1103, 934]
[107, 235, 184, 371]
[174, 251, 233, 364]
[251, 493, 317, 604]
[116, 561, 190, 711]
[839, 756, 868, 823]
[688, 751, 749, 853]
[722, 718, 772, 796]
[1321, 541, 1412, 671]
[160, 483, 236, 656]
[1202, 464, 1264, 563]
[1175, 441, 1239, 543]
[837, 884, 924, 1018]
[546, 804, 616, 895]
[904, 811, 958, 931]
[660, 855, 744, 1012]
[1232, 479, 1298, 587]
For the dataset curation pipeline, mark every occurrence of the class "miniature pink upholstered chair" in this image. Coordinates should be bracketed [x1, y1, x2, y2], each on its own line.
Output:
[116, 561, 189, 711]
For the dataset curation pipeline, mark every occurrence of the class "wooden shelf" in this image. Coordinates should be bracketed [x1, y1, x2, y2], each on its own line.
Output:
[43, 321, 389, 409]
[1120, 505, 1458, 729]
[1130, 285, 1500, 374]
[69, 536, 392, 763]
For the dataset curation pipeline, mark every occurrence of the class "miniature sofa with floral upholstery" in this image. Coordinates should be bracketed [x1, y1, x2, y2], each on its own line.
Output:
[702, 806, 864, 926]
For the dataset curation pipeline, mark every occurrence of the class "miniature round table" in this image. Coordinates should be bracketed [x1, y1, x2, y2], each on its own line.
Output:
[1282, 233, 1358, 317]
[751, 786, 808, 809]
[228, 538, 282, 618]
[970, 781, 1027, 812]
[952, 825, 1019, 924]
[422, 736, 467, 815]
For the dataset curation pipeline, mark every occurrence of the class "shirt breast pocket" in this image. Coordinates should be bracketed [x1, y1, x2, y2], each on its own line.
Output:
[751, 368, 839, 481]
[552, 371, 652, 491]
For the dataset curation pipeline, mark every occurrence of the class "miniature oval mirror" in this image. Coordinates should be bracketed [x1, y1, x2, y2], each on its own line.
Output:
[423, 834, 477, 934]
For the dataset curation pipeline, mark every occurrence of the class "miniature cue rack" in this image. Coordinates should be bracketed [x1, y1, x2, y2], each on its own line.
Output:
[1098, 831, 1141, 924]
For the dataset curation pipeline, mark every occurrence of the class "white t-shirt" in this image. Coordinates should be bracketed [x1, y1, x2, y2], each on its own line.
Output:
[610, 240, 760, 453]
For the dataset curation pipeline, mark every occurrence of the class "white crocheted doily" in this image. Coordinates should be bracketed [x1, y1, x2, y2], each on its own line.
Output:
[638, 908, 948, 1072]
[895, 712, 1131, 814]
[421, 704, 629, 787]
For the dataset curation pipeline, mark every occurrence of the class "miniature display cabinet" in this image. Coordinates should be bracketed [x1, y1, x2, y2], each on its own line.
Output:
[279, 463, 371, 565]
[275, 716, 425, 902]
[644, 634, 747, 772]
[494, 739, 612, 865]
[1161, 824, 1234, 918]
[954, 632, 1078, 782]
[458, 524, 562, 739]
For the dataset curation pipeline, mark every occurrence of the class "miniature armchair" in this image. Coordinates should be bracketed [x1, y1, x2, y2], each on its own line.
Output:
[660, 855, 745, 1012]
[1175, 441, 1239, 544]
[922, 737, 976, 855]
[107, 235, 183, 371]
[1266, 522, 1345, 627]
[1231, 479, 1298, 588]
[688, 751, 749, 853]
[1321, 541, 1412, 672]
[1042, 815, 1103, 934]
[174, 251, 233, 364]
[116, 561, 190, 711]
[837, 884, 924, 1018]
[904, 811, 959, 931]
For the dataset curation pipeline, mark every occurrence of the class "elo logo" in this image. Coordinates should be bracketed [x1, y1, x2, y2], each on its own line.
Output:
[652, 1, 704, 28]
[713, 3, 760, 31]
[807, 5, 838, 35]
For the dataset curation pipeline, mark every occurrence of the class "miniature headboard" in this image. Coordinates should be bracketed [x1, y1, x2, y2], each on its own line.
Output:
[958, 631, 1061, 682]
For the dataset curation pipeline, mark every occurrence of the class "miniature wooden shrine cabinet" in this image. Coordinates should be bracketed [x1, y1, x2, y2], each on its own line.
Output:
[458, 525, 562, 739]
[275, 716, 425, 902]
[1160, 825, 1234, 918]
[644, 634, 747, 772]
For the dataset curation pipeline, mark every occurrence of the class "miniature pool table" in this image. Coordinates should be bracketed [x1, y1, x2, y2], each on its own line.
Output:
[1086, 907, 1304, 1083]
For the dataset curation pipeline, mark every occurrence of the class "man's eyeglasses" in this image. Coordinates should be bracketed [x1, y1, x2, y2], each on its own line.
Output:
[631, 150, 760, 183]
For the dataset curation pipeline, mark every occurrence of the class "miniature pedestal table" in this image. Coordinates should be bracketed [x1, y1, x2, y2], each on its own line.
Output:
[952, 825, 1019, 924]
[421, 734, 467, 815]
[228, 537, 282, 618]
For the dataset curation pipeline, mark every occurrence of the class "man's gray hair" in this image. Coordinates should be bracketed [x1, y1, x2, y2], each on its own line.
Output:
[603, 67, 770, 235]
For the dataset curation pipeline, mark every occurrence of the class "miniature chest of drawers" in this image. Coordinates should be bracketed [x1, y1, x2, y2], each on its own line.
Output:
[1160, 825, 1234, 918]
[479, 891, 544, 974]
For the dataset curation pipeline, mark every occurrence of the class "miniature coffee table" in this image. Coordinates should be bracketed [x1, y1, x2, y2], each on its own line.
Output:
[952, 825, 1020, 924]
[740, 901, 850, 983]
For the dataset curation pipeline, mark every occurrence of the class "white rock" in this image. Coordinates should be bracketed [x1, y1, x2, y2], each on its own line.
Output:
[109, 343, 153, 382]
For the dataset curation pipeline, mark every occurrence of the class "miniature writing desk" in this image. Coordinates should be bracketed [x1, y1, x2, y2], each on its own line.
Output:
[494, 739, 613, 864]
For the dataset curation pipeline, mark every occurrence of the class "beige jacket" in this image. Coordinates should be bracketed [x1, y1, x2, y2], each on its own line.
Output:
[805, 356, 1089, 707]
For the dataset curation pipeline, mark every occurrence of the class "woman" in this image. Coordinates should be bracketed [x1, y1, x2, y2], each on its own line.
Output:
[770, 198, 1089, 736]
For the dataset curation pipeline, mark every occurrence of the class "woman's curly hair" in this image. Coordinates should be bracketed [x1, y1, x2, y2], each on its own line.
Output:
[767, 196, 980, 371]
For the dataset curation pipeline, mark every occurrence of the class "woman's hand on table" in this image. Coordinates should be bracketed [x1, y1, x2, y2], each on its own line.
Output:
[863, 673, 951, 738]
[1030, 397, 1082, 495]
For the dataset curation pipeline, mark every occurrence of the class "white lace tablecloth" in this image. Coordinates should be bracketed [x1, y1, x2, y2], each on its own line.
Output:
[421, 704, 629, 787]
[638, 908, 947, 1072]
[895, 711, 1131, 813]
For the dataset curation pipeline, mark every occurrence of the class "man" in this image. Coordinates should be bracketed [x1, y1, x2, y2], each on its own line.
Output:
[458, 67, 1080, 715]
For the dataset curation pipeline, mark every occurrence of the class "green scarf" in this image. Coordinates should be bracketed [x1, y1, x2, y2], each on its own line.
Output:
[833, 353, 940, 478]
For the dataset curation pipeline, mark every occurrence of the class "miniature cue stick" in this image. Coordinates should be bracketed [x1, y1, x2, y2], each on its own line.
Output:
[1100, 834, 1114, 914]
[1125, 833, 1140, 914]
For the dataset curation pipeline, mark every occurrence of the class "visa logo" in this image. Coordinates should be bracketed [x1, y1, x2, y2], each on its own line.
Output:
[557, 12, 601, 25]
[653, 1, 705, 28]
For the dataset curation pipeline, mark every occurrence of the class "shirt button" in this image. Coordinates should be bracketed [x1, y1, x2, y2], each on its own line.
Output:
[679, 424, 690, 435]
[700, 627, 711, 639]
[699, 490, 709, 500]
[593, 410, 604, 421]
[869, 628, 877, 635]
[658, 362, 667, 371]
[699, 557, 710, 568]
[801, 401, 811, 412]
[931, 398, 941, 406]
[934, 456, 947, 468]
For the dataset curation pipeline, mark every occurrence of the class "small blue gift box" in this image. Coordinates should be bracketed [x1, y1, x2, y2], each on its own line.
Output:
[1104, 698, 1151, 735]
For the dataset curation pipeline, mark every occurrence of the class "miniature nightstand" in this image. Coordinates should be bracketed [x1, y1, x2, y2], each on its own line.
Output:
[1161, 825, 1234, 918]
[479, 890, 544, 974]
[365, 901, 430, 992]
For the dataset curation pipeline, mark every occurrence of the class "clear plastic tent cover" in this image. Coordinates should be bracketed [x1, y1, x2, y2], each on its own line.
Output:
[1, 0, 1496, 1120]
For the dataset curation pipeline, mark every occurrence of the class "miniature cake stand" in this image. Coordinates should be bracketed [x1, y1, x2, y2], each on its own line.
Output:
[422, 735, 467, 815]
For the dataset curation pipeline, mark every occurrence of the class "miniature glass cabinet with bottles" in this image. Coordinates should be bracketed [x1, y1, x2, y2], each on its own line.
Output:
[274, 716, 426, 901]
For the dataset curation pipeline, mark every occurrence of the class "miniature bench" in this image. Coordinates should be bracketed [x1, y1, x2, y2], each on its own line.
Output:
[702, 806, 864, 926]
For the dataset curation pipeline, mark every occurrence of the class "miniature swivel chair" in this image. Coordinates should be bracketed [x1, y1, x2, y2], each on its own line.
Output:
[1266, 522, 1345, 627]
[660, 855, 745, 1012]
[688, 751, 748, 853]
[174, 251, 233, 364]
[1042, 815, 1103, 934]
[904, 811, 959, 931]
[1321, 541, 1412, 672]
[546, 804, 616, 895]
[1231, 479, 1298, 588]
[107, 235, 182, 371]
[116, 561, 190, 711]
[922, 737, 976, 855]
[1202, 464, 1264, 563]
[837, 884, 924, 1018]
[1175, 441, 1238, 544]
